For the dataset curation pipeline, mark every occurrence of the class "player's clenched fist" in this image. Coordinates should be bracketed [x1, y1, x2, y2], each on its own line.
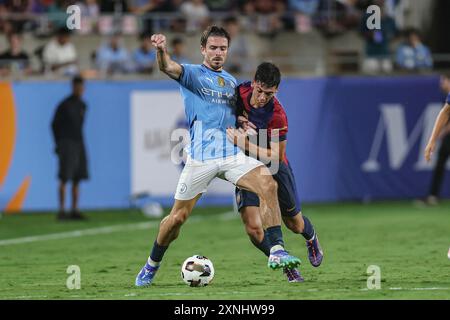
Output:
[151, 34, 166, 50]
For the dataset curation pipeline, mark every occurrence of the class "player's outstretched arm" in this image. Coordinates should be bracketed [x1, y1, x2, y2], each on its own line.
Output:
[425, 103, 450, 162]
[151, 34, 182, 80]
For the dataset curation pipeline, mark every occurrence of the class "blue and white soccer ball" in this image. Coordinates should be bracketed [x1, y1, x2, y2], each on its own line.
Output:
[181, 255, 215, 287]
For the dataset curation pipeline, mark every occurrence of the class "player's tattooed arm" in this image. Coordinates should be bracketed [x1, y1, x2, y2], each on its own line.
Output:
[425, 103, 450, 162]
[151, 34, 182, 80]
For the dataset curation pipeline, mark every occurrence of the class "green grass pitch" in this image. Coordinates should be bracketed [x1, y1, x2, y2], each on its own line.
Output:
[1, 201, 449, 300]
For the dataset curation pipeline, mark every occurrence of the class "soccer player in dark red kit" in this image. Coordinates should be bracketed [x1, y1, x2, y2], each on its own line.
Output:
[227, 62, 324, 282]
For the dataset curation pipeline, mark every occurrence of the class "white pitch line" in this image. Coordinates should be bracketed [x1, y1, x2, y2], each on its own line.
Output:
[0, 211, 236, 247]
[126, 287, 450, 297]
[360, 287, 450, 292]
[389, 287, 450, 291]
[14, 295, 49, 299]
[0, 221, 158, 246]
[6, 287, 450, 299]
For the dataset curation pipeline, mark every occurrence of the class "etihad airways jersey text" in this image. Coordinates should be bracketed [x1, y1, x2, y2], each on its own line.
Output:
[177, 64, 238, 160]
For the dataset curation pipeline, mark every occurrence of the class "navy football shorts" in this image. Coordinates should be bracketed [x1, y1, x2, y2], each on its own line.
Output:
[235, 161, 301, 217]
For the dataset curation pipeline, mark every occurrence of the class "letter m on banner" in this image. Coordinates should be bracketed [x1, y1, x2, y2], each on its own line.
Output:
[362, 103, 442, 172]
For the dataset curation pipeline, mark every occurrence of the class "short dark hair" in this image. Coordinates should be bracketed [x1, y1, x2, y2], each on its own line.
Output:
[254, 62, 281, 88]
[223, 16, 238, 26]
[405, 27, 421, 39]
[139, 32, 151, 41]
[56, 26, 72, 37]
[72, 75, 84, 86]
[172, 37, 184, 46]
[200, 25, 230, 47]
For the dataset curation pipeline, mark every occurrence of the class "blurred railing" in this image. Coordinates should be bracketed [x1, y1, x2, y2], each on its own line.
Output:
[2, 53, 450, 81]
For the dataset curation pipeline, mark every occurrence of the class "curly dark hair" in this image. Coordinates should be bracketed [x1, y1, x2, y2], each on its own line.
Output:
[254, 62, 281, 88]
[200, 25, 231, 47]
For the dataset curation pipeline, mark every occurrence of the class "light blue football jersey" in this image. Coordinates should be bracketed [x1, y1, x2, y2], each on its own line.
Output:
[177, 64, 239, 161]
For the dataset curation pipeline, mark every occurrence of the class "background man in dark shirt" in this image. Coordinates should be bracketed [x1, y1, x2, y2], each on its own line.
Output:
[51, 75, 89, 220]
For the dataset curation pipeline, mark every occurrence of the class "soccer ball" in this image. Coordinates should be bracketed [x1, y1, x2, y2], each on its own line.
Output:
[141, 201, 163, 218]
[181, 255, 214, 287]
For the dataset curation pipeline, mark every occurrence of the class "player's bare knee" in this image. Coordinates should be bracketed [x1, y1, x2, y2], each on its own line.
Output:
[171, 208, 189, 227]
[246, 224, 264, 243]
[171, 214, 187, 227]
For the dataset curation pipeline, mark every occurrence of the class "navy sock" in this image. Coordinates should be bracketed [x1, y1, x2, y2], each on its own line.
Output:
[250, 231, 271, 257]
[149, 240, 168, 263]
[301, 215, 315, 241]
[266, 225, 285, 248]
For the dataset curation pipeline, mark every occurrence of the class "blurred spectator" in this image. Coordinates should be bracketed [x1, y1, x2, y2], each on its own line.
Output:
[43, 27, 78, 76]
[336, 0, 363, 29]
[75, 0, 99, 34]
[99, 0, 127, 13]
[316, 0, 363, 36]
[29, 0, 55, 34]
[31, 0, 56, 13]
[204, 0, 236, 12]
[0, 31, 31, 76]
[288, 0, 320, 33]
[0, 2, 9, 34]
[223, 16, 250, 73]
[47, 0, 73, 30]
[238, 0, 256, 31]
[384, 0, 408, 30]
[127, 0, 180, 33]
[127, 0, 157, 14]
[0, 0, 32, 32]
[289, 0, 319, 15]
[77, 0, 99, 17]
[170, 37, 190, 64]
[132, 32, 156, 74]
[253, 0, 285, 36]
[180, 0, 210, 33]
[95, 33, 132, 75]
[395, 28, 433, 71]
[360, 0, 397, 74]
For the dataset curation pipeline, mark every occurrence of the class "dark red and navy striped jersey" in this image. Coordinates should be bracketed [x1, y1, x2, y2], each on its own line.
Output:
[236, 81, 289, 164]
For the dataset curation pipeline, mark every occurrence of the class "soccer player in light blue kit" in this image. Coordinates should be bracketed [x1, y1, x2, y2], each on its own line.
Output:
[135, 26, 301, 286]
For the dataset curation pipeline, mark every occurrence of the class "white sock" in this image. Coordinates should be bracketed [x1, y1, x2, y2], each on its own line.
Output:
[270, 245, 285, 254]
[147, 257, 160, 268]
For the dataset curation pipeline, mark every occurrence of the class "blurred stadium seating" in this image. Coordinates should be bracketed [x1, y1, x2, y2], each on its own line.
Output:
[0, 0, 448, 79]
